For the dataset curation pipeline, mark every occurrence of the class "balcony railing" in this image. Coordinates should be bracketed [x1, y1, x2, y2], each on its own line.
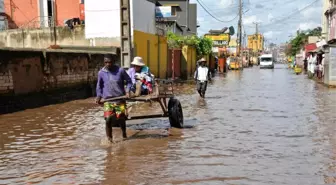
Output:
[20, 16, 56, 29]
[0, 16, 56, 30]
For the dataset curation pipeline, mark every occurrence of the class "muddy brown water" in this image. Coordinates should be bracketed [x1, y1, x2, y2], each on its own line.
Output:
[0, 64, 335, 185]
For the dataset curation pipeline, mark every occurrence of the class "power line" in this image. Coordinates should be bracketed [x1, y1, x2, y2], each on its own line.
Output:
[260, 0, 319, 27]
[195, 0, 239, 23]
[198, 14, 239, 23]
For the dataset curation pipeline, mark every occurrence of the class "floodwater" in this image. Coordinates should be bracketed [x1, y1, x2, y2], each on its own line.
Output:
[0, 64, 336, 185]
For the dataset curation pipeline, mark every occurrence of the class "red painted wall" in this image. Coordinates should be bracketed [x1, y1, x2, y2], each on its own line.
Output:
[3, 0, 82, 28]
[4, 0, 39, 28]
[54, 0, 81, 26]
[79, 4, 85, 21]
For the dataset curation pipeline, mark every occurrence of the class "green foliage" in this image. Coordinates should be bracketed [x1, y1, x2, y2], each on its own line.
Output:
[167, 32, 184, 48]
[287, 27, 322, 56]
[195, 36, 213, 59]
[166, 31, 213, 59]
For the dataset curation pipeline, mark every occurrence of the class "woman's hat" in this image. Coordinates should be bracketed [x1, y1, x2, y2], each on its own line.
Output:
[131, 57, 145, 66]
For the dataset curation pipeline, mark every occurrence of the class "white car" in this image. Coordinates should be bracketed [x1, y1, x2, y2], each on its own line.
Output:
[259, 54, 274, 69]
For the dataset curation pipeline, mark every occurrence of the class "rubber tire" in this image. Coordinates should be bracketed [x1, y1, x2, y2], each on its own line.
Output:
[168, 97, 184, 128]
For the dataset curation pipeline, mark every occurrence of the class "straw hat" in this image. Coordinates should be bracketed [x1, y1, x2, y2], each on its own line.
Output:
[131, 57, 145, 66]
[199, 57, 206, 62]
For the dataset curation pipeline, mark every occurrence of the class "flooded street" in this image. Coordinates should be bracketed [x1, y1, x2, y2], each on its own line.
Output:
[0, 64, 336, 185]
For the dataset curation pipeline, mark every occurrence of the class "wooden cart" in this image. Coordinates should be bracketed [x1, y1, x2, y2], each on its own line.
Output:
[102, 79, 184, 128]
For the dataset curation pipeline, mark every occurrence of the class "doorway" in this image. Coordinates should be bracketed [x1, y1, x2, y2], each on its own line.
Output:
[47, 0, 54, 26]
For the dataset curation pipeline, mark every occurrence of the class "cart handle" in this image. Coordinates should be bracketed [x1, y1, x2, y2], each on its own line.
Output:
[101, 95, 128, 103]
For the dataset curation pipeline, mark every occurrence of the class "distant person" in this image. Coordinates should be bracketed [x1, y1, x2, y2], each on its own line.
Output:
[194, 58, 211, 98]
[226, 56, 231, 70]
[321, 54, 325, 77]
[95, 54, 133, 142]
[214, 57, 218, 72]
[308, 52, 317, 78]
[303, 58, 308, 72]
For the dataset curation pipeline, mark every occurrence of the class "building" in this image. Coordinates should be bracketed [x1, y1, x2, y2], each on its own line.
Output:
[157, 0, 198, 35]
[155, 4, 184, 35]
[247, 34, 264, 52]
[322, 0, 336, 86]
[204, 28, 231, 54]
[85, 0, 170, 76]
[322, 0, 330, 40]
[1, 0, 84, 29]
[0, 0, 4, 30]
[228, 38, 237, 56]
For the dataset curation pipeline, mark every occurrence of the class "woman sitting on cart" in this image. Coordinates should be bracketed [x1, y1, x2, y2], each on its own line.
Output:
[127, 56, 154, 96]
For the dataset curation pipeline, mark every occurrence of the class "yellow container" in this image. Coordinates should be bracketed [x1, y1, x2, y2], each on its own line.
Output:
[294, 67, 302, 74]
[230, 62, 239, 69]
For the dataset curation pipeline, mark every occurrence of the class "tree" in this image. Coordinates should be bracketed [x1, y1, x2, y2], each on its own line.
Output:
[167, 32, 213, 59]
[286, 26, 322, 56]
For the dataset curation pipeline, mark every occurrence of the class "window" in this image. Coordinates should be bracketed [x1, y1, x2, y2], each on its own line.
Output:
[171, 6, 177, 16]
[261, 57, 272, 62]
[331, 0, 336, 6]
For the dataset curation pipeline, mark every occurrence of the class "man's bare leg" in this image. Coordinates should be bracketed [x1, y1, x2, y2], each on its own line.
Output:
[105, 117, 113, 142]
[118, 118, 127, 139]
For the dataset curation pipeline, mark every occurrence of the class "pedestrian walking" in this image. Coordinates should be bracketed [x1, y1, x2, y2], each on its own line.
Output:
[194, 58, 211, 98]
[303, 58, 308, 72]
[321, 54, 325, 77]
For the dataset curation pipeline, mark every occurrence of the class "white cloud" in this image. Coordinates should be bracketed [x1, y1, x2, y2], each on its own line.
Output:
[198, 17, 205, 22]
[243, 15, 261, 25]
[267, 13, 274, 22]
[300, 6, 321, 20]
[264, 31, 274, 38]
[298, 22, 320, 31]
[219, 0, 234, 8]
[264, 31, 281, 39]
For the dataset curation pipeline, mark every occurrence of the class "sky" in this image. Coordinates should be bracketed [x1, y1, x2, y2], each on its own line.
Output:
[0, 0, 3, 29]
[191, 0, 322, 45]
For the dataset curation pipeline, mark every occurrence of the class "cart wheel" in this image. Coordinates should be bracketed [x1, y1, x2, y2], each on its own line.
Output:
[168, 97, 184, 128]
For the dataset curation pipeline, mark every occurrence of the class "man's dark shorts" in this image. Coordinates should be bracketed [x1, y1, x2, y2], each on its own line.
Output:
[197, 81, 208, 93]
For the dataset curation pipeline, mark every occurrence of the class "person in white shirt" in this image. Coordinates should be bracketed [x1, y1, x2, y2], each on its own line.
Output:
[311, 53, 317, 77]
[321, 54, 325, 78]
[194, 58, 211, 98]
[226, 56, 231, 70]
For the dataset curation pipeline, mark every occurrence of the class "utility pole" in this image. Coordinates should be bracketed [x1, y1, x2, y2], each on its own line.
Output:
[119, 0, 132, 69]
[253, 22, 260, 35]
[237, 0, 243, 69]
[252, 22, 260, 57]
[238, 0, 242, 57]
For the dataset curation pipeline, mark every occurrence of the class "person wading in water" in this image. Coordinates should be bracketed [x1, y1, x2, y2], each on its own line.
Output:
[194, 57, 211, 98]
[95, 54, 133, 142]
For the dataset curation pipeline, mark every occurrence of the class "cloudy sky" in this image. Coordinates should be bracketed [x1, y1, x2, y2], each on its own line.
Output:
[191, 0, 322, 45]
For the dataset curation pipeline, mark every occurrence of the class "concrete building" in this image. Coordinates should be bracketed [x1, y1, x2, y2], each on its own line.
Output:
[322, 0, 336, 86]
[85, 0, 170, 76]
[322, 0, 330, 40]
[158, 0, 198, 35]
[1, 0, 84, 29]
[247, 34, 264, 52]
